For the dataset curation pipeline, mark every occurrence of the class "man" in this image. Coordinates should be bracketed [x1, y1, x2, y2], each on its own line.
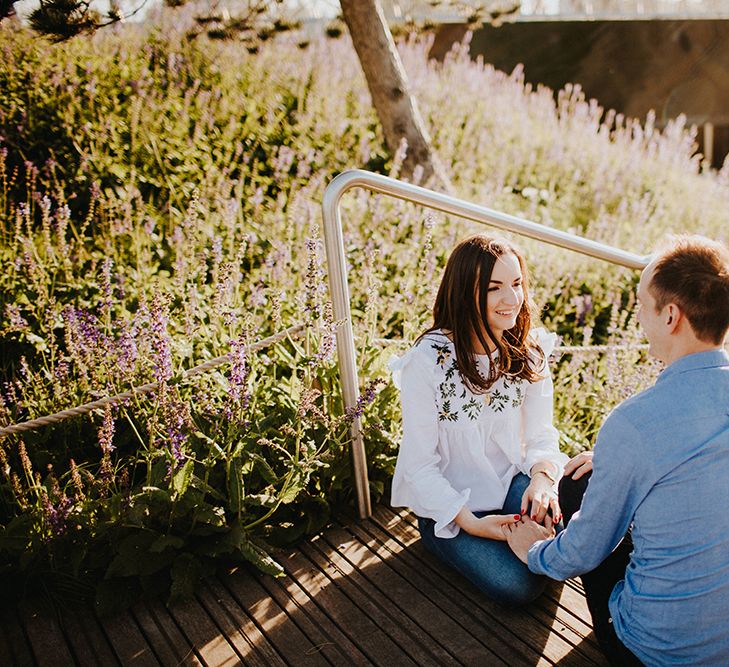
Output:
[504, 234, 729, 666]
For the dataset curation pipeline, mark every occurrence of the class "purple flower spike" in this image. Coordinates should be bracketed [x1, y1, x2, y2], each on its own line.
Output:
[150, 293, 173, 383]
[225, 338, 251, 420]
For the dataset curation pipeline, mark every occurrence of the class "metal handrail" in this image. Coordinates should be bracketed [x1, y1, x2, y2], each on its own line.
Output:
[321, 169, 651, 519]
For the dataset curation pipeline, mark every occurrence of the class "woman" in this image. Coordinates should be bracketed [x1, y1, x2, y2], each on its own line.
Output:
[390, 233, 567, 605]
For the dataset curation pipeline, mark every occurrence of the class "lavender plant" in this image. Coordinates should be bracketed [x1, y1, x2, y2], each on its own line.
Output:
[0, 20, 726, 611]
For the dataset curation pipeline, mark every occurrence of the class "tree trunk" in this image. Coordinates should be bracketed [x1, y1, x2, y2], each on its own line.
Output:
[340, 0, 451, 190]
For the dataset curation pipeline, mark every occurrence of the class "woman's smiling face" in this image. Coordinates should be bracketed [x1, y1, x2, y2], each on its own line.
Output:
[485, 252, 524, 338]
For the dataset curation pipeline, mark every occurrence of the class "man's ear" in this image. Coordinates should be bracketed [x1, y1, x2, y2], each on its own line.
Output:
[665, 303, 682, 332]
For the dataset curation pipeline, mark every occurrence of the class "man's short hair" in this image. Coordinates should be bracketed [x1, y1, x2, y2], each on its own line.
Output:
[650, 235, 729, 345]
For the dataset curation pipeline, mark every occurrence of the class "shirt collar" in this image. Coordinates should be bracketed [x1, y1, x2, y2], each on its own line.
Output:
[657, 348, 729, 384]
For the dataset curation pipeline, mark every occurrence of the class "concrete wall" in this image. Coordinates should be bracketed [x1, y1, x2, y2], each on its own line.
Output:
[432, 19, 729, 166]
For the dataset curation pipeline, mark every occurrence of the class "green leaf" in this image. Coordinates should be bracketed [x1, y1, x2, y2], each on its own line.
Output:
[304, 496, 330, 534]
[246, 493, 277, 507]
[252, 453, 278, 484]
[189, 474, 226, 501]
[169, 553, 203, 603]
[105, 531, 177, 578]
[238, 535, 284, 578]
[150, 534, 185, 553]
[267, 520, 306, 547]
[279, 471, 303, 505]
[172, 459, 194, 497]
[0, 515, 35, 555]
[190, 504, 227, 531]
[193, 431, 225, 457]
[227, 457, 245, 515]
[288, 375, 303, 403]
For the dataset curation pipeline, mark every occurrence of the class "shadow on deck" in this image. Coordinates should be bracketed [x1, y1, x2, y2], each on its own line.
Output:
[1, 506, 607, 666]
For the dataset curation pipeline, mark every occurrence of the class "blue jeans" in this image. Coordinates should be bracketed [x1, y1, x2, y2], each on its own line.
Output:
[417, 473, 547, 606]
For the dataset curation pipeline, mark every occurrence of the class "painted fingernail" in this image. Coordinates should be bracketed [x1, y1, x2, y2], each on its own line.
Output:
[531, 515, 536, 521]
[513, 515, 521, 520]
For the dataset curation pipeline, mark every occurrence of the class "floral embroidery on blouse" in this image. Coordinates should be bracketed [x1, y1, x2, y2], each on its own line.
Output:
[462, 396, 483, 421]
[438, 400, 458, 422]
[508, 379, 524, 408]
[433, 342, 452, 368]
[430, 339, 526, 422]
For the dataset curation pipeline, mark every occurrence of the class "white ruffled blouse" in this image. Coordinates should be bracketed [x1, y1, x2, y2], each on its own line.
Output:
[389, 328, 567, 539]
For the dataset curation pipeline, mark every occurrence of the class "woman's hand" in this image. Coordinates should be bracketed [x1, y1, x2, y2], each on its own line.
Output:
[455, 507, 520, 541]
[522, 470, 560, 524]
[564, 451, 594, 480]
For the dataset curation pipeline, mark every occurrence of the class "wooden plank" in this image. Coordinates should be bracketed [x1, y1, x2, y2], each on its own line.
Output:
[221, 563, 331, 666]
[376, 504, 590, 623]
[197, 575, 284, 667]
[347, 518, 568, 664]
[57, 605, 120, 666]
[18, 600, 76, 666]
[6, 504, 608, 666]
[256, 567, 370, 666]
[535, 588, 607, 665]
[299, 537, 461, 666]
[370, 507, 606, 664]
[0, 607, 35, 667]
[132, 601, 195, 667]
[99, 609, 160, 666]
[0, 623, 16, 667]
[370, 508, 604, 664]
[166, 594, 241, 667]
[280, 543, 422, 666]
[145, 598, 204, 666]
[320, 524, 532, 666]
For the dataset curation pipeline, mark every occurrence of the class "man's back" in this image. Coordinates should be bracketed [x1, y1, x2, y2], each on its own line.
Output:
[529, 349, 729, 665]
[610, 349, 729, 665]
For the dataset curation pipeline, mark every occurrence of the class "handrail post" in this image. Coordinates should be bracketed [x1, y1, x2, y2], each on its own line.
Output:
[321, 169, 650, 520]
[322, 178, 372, 519]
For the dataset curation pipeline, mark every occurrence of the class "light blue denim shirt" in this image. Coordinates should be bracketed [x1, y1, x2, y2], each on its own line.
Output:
[529, 350, 729, 666]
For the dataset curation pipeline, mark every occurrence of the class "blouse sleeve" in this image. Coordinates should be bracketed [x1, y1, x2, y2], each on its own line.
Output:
[519, 329, 568, 476]
[390, 348, 470, 538]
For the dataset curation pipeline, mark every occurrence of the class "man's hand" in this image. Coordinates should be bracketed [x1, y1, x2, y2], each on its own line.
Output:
[502, 515, 556, 563]
[564, 451, 594, 480]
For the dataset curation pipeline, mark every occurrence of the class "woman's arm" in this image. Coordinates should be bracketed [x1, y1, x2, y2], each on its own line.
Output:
[520, 349, 567, 522]
[455, 506, 520, 541]
[392, 348, 471, 538]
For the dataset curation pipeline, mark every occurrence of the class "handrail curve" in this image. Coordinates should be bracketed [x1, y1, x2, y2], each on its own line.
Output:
[322, 169, 650, 520]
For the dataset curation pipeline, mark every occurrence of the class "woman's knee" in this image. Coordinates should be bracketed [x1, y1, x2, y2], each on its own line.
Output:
[481, 570, 546, 607]
[460, 550, 547, 606]
[418, 520, 546, 606]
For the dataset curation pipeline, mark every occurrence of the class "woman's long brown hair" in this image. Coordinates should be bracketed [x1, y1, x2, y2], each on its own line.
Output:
[417, 234, 544, 393]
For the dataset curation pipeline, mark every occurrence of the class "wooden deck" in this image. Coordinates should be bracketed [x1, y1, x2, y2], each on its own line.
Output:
[1, 506, 607, 666]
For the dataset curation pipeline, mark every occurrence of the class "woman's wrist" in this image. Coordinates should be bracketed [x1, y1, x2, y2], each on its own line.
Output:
[533, 469, 556, 485]
[530, 463, 558, 485]
[454, 505, 477, 533]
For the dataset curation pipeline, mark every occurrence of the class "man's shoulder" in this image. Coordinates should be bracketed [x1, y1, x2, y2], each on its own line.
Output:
[599, 385, 661, 443]
[609, 384, 656, 421]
